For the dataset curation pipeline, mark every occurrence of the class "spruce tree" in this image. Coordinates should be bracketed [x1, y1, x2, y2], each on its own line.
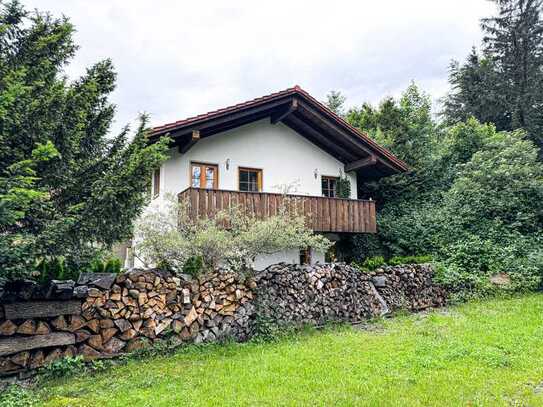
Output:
[0, 1, 170, 280]
[482, 0, 543, 148]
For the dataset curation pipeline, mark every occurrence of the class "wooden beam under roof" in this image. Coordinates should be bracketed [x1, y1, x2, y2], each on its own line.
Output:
[345, 155, 377, 172]
[270, 99, 298, 124]
[178, 130, 200, 154]
[282, 114, 357, 163]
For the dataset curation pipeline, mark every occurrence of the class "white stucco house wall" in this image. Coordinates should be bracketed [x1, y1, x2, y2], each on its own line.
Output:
[126, 86, 407, 270]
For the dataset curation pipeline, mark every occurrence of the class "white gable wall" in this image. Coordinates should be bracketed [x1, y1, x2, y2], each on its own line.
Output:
[158, 118, 357, 198]
[140, 118, 357, 270]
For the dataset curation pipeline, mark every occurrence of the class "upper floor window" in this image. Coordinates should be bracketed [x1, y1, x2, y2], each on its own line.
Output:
[152, 168, 160, 198]
[321, 176, 338, 198]
[239, 167, 262, 192]
[191, 162, 218, 189]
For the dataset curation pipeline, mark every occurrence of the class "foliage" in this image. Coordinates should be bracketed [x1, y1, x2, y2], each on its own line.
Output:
[134, 195, 333, 277]
[324, 90, 346, 116]
[356, 256, 385, 271]
[40, 356, 85, 380]
[336, 174, 351, 198]
[443, 0, 543, 150]
[0, 1, 170, 282]
[34, 294, 543, 406]
[387, 255, 432, 266]
[346, 79, 543, 297]
[352, 254, 432, 272]
[36, 257, 78, 284]
[0, 384, 37, 407]
[182, 256, 204, 278]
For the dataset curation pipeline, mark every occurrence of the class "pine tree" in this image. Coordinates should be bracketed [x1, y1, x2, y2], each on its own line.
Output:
[0, 1, 170, 280]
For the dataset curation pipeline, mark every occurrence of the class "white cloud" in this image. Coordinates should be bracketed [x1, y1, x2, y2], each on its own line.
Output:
[23, 0, 496, 134]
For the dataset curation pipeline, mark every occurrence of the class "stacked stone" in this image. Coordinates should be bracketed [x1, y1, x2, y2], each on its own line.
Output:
[252, 263, 388, 327]
[370, 264, 447, 311]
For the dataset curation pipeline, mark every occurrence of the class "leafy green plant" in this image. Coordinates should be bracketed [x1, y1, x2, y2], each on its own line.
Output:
[0, 385, 38, 407]
[36, 257, 79, 284]
[41, 356, 85, 380]
[183, 256, 204, 277]
[336, 175, 352, 199]
[88, 257, 122, 274]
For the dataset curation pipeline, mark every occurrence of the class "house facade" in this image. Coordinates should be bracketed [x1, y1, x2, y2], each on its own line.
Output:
[132, 86, 407, 270]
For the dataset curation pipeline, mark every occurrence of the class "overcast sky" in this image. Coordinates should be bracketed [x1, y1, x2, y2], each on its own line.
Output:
[24, 0, 496, 135]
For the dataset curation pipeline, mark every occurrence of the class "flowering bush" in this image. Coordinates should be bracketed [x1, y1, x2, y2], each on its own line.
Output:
[134, 195, 333, 277]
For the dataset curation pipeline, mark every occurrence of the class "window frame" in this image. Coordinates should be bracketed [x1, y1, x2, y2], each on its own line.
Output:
[190, 161, 219, 189]
[238, 167, 263, 192]
[152, 167, 161, 198]
[321, 175, 339, 198]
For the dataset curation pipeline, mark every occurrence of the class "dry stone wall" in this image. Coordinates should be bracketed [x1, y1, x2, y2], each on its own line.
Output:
[0, 263, 445, 376]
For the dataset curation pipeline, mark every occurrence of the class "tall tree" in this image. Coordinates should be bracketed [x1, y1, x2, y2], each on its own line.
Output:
[444, 0, 543, 150]
[443, 48, 510, 130]
[0, 1, 169, 280]
[482, 0, 543, 147]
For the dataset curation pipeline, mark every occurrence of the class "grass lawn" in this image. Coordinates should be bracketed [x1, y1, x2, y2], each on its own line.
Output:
[34, 294, 543, 406]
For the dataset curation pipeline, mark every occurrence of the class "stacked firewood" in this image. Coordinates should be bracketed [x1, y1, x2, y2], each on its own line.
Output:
[370, 264, 447, 311]
[252, 263, 447, 329]
[252, 263, 388, 327]
[0, 270, 254, 374]
[0, 263, 446, 376]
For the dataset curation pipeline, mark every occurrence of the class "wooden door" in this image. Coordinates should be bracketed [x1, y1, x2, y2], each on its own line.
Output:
[191, 162, 218, 189]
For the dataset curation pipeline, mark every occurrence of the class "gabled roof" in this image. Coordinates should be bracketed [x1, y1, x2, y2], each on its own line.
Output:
[150, 86, 408, 178]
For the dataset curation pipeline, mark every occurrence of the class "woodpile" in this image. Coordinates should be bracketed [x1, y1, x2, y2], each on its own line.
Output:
[252, 263, 388, 328]
[0, 269, 254, 375]
[251, 262, 447, 330]
[0, 263, 446, 376]
[370, 264, 447, 311]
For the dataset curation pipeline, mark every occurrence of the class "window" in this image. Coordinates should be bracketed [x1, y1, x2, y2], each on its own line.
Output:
[321, 176, 338, 198]
[239, 167, 262, 192]
[299, 247, 312, 265]
[191, 163, 218, 189]
[152, 168, 160, 198]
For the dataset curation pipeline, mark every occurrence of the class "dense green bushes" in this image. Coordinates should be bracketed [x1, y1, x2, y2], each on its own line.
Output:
[347, 88, 543, 298]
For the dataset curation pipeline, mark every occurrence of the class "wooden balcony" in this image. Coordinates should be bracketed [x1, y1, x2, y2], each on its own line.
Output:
[178, 187, 376, 234]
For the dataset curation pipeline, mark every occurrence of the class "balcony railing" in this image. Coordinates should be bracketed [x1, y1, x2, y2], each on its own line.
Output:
[178, 187, 376, 234]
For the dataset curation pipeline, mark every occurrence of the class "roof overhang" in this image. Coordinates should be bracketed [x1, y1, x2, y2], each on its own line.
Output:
[149, 86, 409, 179]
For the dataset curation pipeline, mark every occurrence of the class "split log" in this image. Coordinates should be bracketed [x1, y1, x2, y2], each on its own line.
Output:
[3, 300, 81, 320]
[35, 321, 51, 335]
[16, 320, 36, 335]
[0, 320, 17, 336]
[0, 332, 75, 356]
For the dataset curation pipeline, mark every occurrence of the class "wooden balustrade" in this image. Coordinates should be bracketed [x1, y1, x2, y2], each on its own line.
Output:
[178, 187, 376, 233]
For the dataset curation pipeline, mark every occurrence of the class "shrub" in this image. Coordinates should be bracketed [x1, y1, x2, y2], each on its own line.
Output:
[134, 195, 333, 277]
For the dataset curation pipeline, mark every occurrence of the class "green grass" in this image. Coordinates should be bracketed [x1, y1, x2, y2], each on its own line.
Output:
[36, 294, 543, 406]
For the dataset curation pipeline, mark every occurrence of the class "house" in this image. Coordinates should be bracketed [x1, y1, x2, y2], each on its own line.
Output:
[130, 86, 407, 269]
